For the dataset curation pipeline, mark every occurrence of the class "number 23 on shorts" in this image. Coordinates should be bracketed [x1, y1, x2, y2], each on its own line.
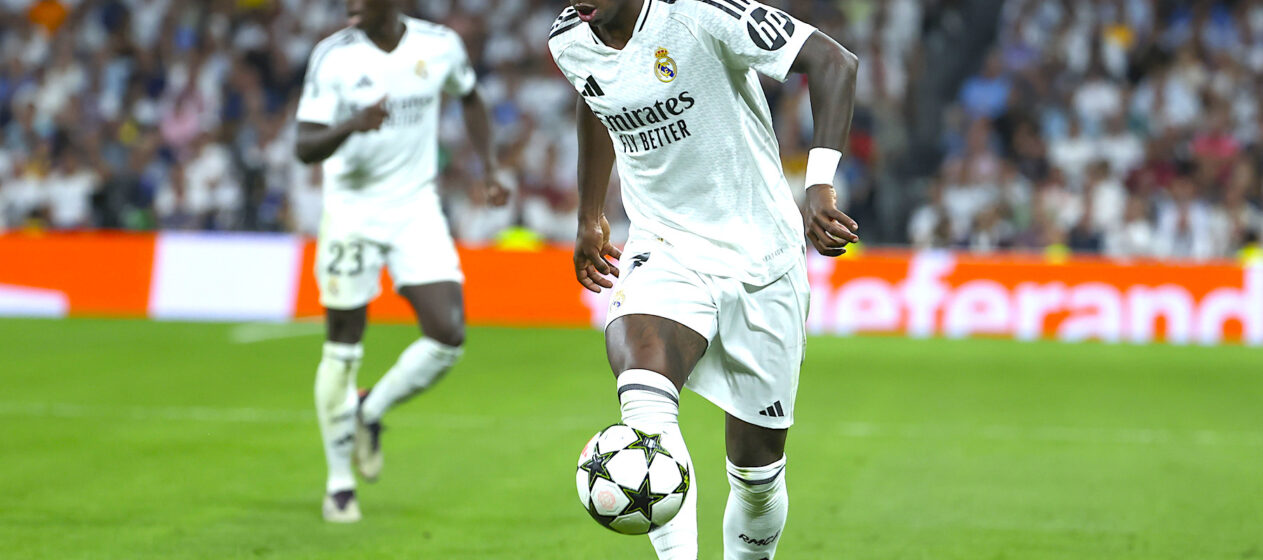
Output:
[326, 240, 369, 276]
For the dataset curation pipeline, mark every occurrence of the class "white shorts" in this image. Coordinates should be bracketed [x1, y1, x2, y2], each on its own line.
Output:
[604, 239, 809, 429]
[315, 202, 463, 310]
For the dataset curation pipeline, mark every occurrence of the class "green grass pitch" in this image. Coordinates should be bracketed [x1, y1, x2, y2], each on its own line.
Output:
[3, 318, 1261, 559]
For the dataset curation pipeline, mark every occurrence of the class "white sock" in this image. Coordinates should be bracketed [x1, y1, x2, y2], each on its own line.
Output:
[360, 338, 463, 424]
[315, 342, 362, 493]
[651, 424, 697, 560]
[618, 369, 697, 560]
[723, 456, 789, 560]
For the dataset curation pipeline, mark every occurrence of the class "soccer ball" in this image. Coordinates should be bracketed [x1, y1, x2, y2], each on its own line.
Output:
[575, 424, 690, 535]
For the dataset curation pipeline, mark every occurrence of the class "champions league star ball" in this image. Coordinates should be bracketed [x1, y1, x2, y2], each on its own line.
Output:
[576, 424, 691, 535]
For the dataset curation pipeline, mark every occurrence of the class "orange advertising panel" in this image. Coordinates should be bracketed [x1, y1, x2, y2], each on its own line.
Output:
[0, 232, 155, 316]
[808, 251, 1261, 345]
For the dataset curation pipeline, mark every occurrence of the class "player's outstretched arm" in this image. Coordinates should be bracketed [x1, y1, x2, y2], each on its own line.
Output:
[459, 90, 509, 206]
[294, 98, 389, 164]
[790, 32, 861, 257]
[574, 98, 621, 293]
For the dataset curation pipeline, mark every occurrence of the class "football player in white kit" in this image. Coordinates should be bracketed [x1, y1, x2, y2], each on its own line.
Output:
[550, 0, 858, 557]
[295, 0, 508, 522]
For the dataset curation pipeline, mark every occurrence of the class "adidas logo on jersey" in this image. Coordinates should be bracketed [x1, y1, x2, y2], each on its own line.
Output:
[354, 75, 373, 89]
[581, 76, 605, 97]
[757, 401, 785, 418]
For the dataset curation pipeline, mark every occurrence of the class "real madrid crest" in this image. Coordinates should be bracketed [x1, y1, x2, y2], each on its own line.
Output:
[653, 47, 677, 83]
[415, 60, 428, 78]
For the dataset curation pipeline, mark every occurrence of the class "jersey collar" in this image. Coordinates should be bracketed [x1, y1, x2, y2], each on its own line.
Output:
[353, 15, 411, 55]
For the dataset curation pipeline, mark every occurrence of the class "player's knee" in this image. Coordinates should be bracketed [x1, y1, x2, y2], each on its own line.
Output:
[426, 323, 465, 348]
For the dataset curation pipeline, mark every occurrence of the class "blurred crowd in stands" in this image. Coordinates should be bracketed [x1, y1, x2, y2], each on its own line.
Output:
[910, 0, 1263, 259]
[1, 0, 1261, 261]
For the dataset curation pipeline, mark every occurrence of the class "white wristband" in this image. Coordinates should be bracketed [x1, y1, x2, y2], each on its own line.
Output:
[804, 147, 842, 189]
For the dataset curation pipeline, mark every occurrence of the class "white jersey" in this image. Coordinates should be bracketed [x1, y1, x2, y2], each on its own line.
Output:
[549, 0, 816, 285]
[297, 16, 476, 225]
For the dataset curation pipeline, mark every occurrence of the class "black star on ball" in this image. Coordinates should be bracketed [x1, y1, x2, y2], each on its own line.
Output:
[579, 450, 617, 490]
[625, 428, 673, 464]
[619, 476, 670, 520]
[674, 461, 690, 494]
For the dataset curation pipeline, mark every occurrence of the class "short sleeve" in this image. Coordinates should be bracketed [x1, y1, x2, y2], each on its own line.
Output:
[295, 47, 339, 125]
[695, 0, 817, 82]
[443, 33, 477, 97]
[548, 48, 582, 94]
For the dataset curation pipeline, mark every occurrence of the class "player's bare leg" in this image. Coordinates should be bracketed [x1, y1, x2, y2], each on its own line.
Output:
[315, 306, 368, 522]
[356, 282, 466, 481]
[326, 306, 368, 344]
[607, 314, 707, 560]
[723, 416, 790, 559]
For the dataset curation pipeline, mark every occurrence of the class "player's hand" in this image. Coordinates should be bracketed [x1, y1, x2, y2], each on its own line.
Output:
[805, 184, 859, 257]
[574, 215, 621, 293]
[484, 170, 511, 207]
[350, 97, 389, 132]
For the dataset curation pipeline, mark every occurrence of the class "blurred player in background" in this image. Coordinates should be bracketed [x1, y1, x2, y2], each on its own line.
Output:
[294, 0, 508, 523]
[550, 0, 858, 557]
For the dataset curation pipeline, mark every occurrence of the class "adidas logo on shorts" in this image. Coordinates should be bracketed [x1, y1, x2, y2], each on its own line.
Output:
[757, 401, 785, 418]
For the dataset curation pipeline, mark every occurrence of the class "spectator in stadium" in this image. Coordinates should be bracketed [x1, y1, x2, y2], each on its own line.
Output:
[1097, 115, 1144, 179]
[1220, 159, 1263, 251]
[154, 163, 200, 231]
[1, 154, 46, 228]
[908, 174, 953, 250]
[970, 204, 1014, 253]
[1072, 65, 1124, 133]
[959, 50, 1012, 120]
[1152, 173, 1225, 261]
[1073, 160, 1128, 250]
[1103, 194, 1157, 260]
[1048, 119, 1096, 189]
[45, 149, 99, 229]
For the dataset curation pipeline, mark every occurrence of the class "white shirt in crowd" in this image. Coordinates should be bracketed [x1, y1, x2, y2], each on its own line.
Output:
[1086, 177, 1127, 233]
[907, 204, 942, 248]
[184, 141, 241, 220]
[1097, 130, 1144, 178]
[1049, 131, 1096, 187]
[1072, 77, 1122, 127]
[942, 182, 997, 241]
[1131, 74, 1201, 132]
[1, 171, 46, 225]
[1103, 219, 1155, 259]
[448, 192, 514, 245]
[1152, 199, 1228, 260]
[45, 169, 97, 228]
